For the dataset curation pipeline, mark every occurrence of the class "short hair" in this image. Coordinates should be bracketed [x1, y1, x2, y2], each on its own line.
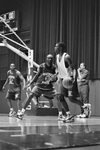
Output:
[56, 42, 66, 52]
[46, 54, 53, 59]
[10, 63, 15, 67]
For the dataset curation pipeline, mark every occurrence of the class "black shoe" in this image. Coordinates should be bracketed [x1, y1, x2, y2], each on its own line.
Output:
[63, 115, 75, 123]
[16, 112, 24, 120]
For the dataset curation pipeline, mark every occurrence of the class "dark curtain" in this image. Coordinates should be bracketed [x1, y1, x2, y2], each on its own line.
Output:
[62, 0, 100, 79]
[30, 0, 100, 79]
[30, 0, 62, 64]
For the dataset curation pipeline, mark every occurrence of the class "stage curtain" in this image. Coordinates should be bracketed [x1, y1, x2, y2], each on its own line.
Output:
[30, 0, 62, 64]
[30, 0, 100, 79]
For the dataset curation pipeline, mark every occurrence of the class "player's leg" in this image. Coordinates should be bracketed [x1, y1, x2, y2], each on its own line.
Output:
[57, 94, 74, 122]
[17, 86, 41, 119]
[17, 93, 36, 119]
[79, 85, 91, 118]
[42, 88, 65, 121]
[67, 82, 91, 118]
[15, 91, 22, 115]
[43, 95, 53, 108]
[77, 84, 84, 114]
[5, 91, 16, 117]
[56, 94, 66, 121]
[58, 79, 70, 114]
[57, 79, 74, 122]
[68, 88, 84, 110]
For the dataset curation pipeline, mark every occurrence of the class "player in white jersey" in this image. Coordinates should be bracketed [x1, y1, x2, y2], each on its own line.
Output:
[54, 42, 90, 122]
[2, 63, 25, 117]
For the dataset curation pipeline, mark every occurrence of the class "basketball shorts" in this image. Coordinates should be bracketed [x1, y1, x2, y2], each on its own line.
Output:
[31, 85, 57, 99]
[58, 78, 68, 97]
[58, 78, 79, 97]
[5, 91, 21, 101]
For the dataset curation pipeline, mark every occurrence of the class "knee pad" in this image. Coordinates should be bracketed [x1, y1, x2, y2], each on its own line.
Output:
[58, 94, 65, 102]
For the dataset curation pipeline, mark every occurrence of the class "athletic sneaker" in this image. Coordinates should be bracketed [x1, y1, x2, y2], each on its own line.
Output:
[17, 111, 24, 120]
[77, 113, 87, 118]
[17, 110, 21, 115]
[83, 103, 91, 118]
[63, 114, 74, 123]
[58, 115, 66, 121]
[77, 103, 91, 118]
[8, 109, 16, 117]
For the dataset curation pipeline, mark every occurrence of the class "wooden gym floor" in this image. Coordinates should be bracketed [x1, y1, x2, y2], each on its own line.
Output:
[0, 114, 100, 150]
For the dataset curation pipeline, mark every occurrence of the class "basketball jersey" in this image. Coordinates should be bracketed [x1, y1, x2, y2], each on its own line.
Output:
[7, 69, 21, 92]
[36, 63, 56, 90]
[56, 53, 72, 79]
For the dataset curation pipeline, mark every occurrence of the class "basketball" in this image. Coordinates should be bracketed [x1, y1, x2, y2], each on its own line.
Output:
[62, 77, 73, 89]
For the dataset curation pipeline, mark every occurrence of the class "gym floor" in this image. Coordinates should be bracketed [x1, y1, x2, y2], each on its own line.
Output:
[0, 114, 100, 150]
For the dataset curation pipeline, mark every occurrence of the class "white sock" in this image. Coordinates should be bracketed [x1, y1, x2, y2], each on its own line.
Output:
[59, 111, 63, 116]
[66, 111, 70, 116]
[22, 108, 25, 113]
[10, 108, 13, 111]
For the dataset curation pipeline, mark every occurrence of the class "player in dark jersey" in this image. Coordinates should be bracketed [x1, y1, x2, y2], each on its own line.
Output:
[17, 54, 64, 120]
[2, 63, 25, 117]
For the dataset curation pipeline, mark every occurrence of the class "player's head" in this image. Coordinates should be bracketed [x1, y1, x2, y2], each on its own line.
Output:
[46, 54, 53, 66]
[80, 62, 86, 69]
[54, 42, 66, 54]
[10, 63, 15, 71]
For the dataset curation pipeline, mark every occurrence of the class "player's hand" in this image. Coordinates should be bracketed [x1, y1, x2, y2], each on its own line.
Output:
[70, 76, 75, 83]
[77, 68, 81, 72]
[2, 86, 5, 91]
[50, 74, 57, 82]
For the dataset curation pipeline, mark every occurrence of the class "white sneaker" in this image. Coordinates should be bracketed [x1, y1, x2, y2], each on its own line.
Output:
[77, 113, 87, 118]
[83, 103, 91, 118]
[8, 109, 16, 117]
[17, 111, 24, 120]
[58, 115, 66, 121]
[76, 114, 83, 118]
[17, 110, 21, 115]
[82, 104, 89, 118]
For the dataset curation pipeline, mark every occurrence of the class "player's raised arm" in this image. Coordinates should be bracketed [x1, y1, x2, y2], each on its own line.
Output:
[27, 66, 42, 87]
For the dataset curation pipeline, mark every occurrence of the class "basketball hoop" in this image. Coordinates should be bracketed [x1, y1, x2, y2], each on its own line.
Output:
[0, 16, 39, 110]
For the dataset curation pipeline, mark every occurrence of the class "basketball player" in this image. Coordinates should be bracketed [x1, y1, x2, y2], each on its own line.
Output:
[77, 63, 91, 118]
[17, 54, 65, 120]
[2, 63, 25, 117]
[54, 42, 90, 121]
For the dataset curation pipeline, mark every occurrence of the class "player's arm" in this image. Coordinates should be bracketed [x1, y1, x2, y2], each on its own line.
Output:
[50, 66, 58, 83]
[64, 54, 72, 68]
[64, 55, 76, 81]
[27, 66, 42, 87]
[79, 70, 89, 80]
[71, 68, 76, 83]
